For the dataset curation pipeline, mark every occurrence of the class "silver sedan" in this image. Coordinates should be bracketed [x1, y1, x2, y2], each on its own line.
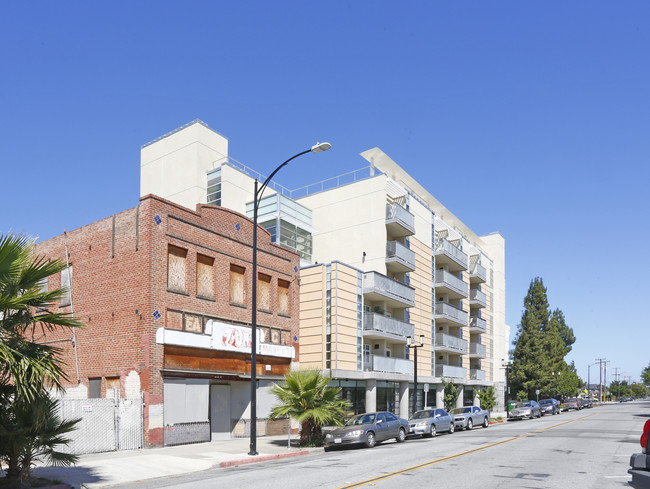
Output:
[408, 408, 455, 437]
[450, 406, 490, 430]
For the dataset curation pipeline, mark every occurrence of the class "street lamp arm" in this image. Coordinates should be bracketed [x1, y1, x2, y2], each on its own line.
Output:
[256, 149, 312, 204]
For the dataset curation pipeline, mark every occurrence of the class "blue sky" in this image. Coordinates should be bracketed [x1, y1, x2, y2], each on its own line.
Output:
[1, 1, 649, 386]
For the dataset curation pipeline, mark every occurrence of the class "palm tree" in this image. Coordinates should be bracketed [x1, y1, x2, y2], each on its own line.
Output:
[0, 233, 80, 401]
[269, 369, 350, 446]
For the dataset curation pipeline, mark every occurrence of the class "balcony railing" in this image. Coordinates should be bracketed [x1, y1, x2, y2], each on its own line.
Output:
[386, 241, 416, 272]
[470, 369, 486, 381]
[363, 271, 415, 308]
[433, 302, 468, 326]
[470, 289, 487, 308]
[364, 312, 414, 340]
[386, 203, 415, 237]
[364, 354, 413, 375]
[435, 333, 468, 354]
[434, 239, 468, 270]
[435, 364, 467, 379]
[469, 262, 487, 283]
[434, 270, 468, 298]
[469, 316, 487, 333]
[470, 342, 487, 358]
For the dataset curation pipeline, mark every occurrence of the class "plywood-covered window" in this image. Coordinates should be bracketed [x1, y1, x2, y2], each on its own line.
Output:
[168, 245, 187, 293]
[278, 279, 290, 316]
[184, 313, 202, 333]
[258, 273, 271, 311]
[196, 254, 214, 299]
[230, 264, 246, 306]
[167, 310, 183, 330]
[106, 377, 120, 399]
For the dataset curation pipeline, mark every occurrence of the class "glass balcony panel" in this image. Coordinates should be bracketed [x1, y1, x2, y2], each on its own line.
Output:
[434, 238, 468, 271]
[469, 316, 487, 333]
[435, 333, 468, 354]
[363, 312, 414, 340]
[469, 262, 487, 283]
[363, 271, 415, 308]
[470, 369, 486, 381]
[386, 240, 416, 272]
[470, 289, 487, 308]
[364, 354, 413, 375]
[470, 342, 487, 358]
[435, 364, 467, 379]
[434, 270, 468, 298]
[433, 302, 468, 326]
[386, 203, 415, 237]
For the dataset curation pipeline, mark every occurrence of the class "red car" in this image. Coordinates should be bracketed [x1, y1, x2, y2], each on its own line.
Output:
[628, 419, 649, 488]
[563, 398, 581, 411]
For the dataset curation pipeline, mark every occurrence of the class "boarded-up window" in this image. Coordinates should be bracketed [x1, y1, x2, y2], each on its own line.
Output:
[185, 313, 202, 333]
[168, 245, 187, 293]
[106, 377, 120, 399]
[196, 254, 214, 298]
[167, 310, 183, 330]
[278, 279, 290, 316]
[258, 273, 271, 311]
[89, 377, 101, 399]
[271, 329, 281, 344]
[259, 327, 270, 344]
[60, 266, 72, 306]
[230, 264, 246, 306]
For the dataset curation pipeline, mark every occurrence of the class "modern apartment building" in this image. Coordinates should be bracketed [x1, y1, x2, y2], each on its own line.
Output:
[141, 120, 507, 417]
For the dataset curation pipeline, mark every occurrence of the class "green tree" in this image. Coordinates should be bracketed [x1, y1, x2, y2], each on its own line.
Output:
[510, 278, 576, 400]
[441, 378, 460, 411]
[0, 234, 81, 486]
[641, 363, 650, 386]
[630, 383, 648, 399]
[610, 380, 631, 399]
[556, 365, 582, 399]
[478, 386, 496, 413]
[269, 369, 350, 446]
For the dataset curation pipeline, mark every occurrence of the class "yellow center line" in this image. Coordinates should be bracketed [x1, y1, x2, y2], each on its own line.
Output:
[336, 414, 595, 489]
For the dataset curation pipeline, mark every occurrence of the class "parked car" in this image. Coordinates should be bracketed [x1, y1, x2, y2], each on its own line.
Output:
[563, 398, 581, 411]
[628, 419, 650, 488]
[539, 398, 560, 415]
[408, 408, 455, 437]
[450, 406, 490, 430]
[323, 411, 409, 450]
[580, 398, 593, 409]
[508, 400, 542, 420]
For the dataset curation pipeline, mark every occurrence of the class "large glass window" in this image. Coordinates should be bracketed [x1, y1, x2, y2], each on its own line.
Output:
[206, 169, 221, 205]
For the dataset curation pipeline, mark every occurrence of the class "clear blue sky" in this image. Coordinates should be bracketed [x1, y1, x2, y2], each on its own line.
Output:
[1, 1, 648, 386]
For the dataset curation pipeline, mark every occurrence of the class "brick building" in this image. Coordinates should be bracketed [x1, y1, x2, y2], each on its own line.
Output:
[34, 194, 300, 446]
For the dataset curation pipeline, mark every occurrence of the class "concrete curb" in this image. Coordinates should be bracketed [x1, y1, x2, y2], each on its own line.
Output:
[219, 450, 312, 468]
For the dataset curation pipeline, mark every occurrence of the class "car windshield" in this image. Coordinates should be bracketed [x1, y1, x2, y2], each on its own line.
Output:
[450, 407, 472, 414]
[410, 410, 434, 420]
[539, 400, 551, 405]
[516, 402, 532, 408]
[345, 414, 375, 426]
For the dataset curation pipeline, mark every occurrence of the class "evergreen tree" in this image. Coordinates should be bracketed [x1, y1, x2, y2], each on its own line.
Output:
[641, 363, 650, 386]
[549, 309, 575, 355]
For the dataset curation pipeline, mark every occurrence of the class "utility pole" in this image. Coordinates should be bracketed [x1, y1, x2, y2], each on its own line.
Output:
[595, 358, 606, 403]
[603, 360, 610, 401]
[614, 368, 620, 400]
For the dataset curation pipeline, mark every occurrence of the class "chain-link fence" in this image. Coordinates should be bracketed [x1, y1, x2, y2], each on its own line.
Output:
[57, 395, 143, 455]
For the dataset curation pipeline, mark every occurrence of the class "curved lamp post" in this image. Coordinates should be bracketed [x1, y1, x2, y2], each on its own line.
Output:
[407, 334, 425, 416]
[249, 142, 331, 456]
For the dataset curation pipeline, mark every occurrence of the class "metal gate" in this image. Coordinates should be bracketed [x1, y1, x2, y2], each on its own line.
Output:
[57, 395, 144, 454]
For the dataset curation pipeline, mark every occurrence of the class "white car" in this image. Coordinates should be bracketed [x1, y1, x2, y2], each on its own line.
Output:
[450, 406, 490, 430]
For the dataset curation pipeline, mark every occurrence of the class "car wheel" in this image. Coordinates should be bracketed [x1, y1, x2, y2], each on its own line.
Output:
[396, 428, 406, 443]
[324, 446, 333, 452]
[365, 431, 376, 448]
[430, 425, 437, 437]
[483, 417, 489, 428]
[449, 423, 455, 434]
[467, 419, 473, 430]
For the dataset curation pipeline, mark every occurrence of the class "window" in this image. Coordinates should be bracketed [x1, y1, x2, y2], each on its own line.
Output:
[258, 273, 271, 311]
[168, 245, 187, 293]
[167, 310, 183, 330]
[206, 168, 221, 206]
[185, 313, 202, 333]
[196, 254, 214, 298]
[60, 265, 72, 306]
[278, 279, 290, 316]
[89, 377, 101, 399]
[106, 377, 120, 399]
[166, 310, 204, 333]
[230, 264, 246, 306]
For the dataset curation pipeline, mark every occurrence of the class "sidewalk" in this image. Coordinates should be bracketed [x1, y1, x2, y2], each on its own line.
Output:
[30, 435, 319, 488]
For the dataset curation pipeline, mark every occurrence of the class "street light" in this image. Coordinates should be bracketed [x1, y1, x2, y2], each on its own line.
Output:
[502, 360, 512, 415]
[407, 334, 425, 416]
[248, 141, 331, 456]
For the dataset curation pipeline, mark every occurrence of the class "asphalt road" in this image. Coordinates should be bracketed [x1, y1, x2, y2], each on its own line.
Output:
[123, 400, 649, 489]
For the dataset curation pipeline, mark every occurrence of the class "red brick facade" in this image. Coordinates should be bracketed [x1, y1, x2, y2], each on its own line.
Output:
[34, 194, 300, 446]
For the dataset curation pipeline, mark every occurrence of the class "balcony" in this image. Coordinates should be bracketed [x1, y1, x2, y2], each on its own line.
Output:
[470, 369, 486, 381]
[363, 271, 415, 308]
[434, 239, 468, 272]
[469, 288, 487, 308]
[434, 270, 468, 299]
[433, 302, 468, 327]
[386, 203, 415, 238]
[469, 316, 487, 333]
[435, 333, 468, 354]
[469, 342, 487, 359]
[364, 354, 413, 375]
[386, 240, 416, 273]
[469, 262, 487, 284]
[364, 312, 414, 341]
[435, 364, 467, 379]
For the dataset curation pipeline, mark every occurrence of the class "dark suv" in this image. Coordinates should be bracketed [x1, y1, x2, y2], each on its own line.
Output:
[539, 398, 560, 415]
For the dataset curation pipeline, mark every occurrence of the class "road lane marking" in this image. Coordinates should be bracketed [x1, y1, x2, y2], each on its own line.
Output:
[336, 414, 595, 489]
